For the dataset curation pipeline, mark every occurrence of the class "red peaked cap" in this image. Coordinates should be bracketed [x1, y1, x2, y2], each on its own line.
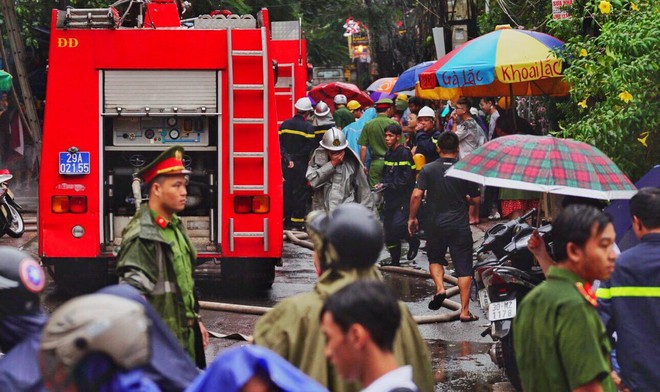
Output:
[138, 145, 191, 184]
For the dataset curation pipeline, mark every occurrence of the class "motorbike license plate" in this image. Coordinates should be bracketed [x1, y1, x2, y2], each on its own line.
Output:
[488, 299, 517, 321]
[59, 152, 91, 175]
[478, 289, 491, 310]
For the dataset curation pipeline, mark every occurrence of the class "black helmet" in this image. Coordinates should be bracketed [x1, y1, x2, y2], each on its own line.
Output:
[307, 203, 383, 271]
[0, 246, 46, 317]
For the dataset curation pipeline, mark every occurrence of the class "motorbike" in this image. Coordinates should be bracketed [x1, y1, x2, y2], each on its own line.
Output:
[472, 208, 537, 311]
[0, 170, 25, 238]
[475, 211, 552, 391]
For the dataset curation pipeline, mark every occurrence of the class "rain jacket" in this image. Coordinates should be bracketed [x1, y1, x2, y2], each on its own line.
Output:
[253, 266, 434, 392]
[306, 146, 374, 213]
[116, 204, 201, 361]
[333, 106, 355, 129]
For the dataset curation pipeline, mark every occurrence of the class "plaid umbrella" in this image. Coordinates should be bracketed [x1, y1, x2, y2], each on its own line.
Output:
[446, 135, 637, 201]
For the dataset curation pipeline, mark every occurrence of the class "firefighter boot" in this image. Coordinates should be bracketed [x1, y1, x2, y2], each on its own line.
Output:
[386, 243, 401, 266]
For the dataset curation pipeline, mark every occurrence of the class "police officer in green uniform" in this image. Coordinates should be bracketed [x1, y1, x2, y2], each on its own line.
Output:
[116, 145, 208, 368]
[358, 98, 397, 187]
[513, 204, 617, 392]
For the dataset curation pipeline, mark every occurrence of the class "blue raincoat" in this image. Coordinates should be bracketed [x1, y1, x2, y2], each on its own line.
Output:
[186, 345, 327, 392]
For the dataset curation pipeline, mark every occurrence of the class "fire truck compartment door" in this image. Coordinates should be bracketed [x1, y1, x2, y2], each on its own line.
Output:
[103, 70, 217, 114]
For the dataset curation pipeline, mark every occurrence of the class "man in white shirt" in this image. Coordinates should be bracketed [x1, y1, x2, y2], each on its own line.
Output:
[320, 280, 420, 392]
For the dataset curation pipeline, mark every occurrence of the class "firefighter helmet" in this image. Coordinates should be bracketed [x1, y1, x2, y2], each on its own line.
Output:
[320, 127, 348, 151]
[306, 203, 383, 271]
[294, 97, 313, 112]
[334, 94, 347, 105]
[40, 294, 150, 370]
[315, 101, 331, 117]
[418, 106, 435, 119]
[0, 246, 45, 318]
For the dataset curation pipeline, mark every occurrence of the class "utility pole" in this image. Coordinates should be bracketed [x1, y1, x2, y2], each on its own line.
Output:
[0, 0, 43, 164]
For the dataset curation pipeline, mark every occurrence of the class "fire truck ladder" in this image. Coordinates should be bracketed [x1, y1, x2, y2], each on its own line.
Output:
[227, 27, 270, 252]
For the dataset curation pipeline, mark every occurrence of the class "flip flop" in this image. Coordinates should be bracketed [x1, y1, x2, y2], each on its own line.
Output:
[460, 313, 479, 322]
[428, 292, 447, 310]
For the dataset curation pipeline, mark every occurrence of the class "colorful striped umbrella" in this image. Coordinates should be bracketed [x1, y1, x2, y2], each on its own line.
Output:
[0, 70, 12, 91]
[367, 77, 398, 101]
[446, 135, 636, 201]
[418, 28, 570, 100]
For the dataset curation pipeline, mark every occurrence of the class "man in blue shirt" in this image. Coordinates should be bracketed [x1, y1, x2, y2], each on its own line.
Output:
[597, 187, 660, 392]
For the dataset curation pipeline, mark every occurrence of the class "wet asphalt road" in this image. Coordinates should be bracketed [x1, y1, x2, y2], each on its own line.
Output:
[9, 212, 514, 391]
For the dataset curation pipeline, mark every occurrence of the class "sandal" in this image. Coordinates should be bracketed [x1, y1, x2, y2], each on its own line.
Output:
[460, 313, 479, 322]
[428, 292, 447, 310]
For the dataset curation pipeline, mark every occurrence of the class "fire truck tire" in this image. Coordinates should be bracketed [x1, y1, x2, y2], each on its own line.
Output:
[220, 258, 276, 291]
[47, 258, 117, 295]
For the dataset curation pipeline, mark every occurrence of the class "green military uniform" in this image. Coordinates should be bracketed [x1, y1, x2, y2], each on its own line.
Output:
[253, 265, 434, 392]
[333, 106, 355, 129]
[116, 146, 204, 366]
[513, 267, 615, 392]
[358, 113, 397, 186]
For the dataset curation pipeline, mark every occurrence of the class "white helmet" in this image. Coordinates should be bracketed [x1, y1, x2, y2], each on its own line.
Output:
[295, 97, 313, 112]
[315, 101, 331, 117]
[320, 127, 348, 151]
[418, 106, 435, 119]
[40, 294, 150, 370]
[334, 94, 347, 105]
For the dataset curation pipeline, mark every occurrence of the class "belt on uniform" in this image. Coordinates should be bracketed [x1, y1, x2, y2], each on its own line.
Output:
[372, 157, 384, 160]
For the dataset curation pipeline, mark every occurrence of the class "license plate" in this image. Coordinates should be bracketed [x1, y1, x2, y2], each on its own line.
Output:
[479, 289, 491, 310]
[59, 152, 90, 175]
[488, 299, 517, 321]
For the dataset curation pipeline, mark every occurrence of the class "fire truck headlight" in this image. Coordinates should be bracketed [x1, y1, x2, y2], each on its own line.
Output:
[72, 225, 85, 238]
[252, 195, 270, 214]
[234, 195, 270, 214]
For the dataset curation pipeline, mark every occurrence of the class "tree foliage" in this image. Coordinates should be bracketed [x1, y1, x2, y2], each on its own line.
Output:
[549, 0, 659, 180]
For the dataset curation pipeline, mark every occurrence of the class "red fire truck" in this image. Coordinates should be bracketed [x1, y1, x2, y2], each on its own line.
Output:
[39, 1, 308, 292]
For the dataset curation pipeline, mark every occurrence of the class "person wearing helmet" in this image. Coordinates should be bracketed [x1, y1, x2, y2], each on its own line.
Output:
[312, 101, 336, 147]
[358, 98, 398, 187]
[374, 124, 420, 266]
[98, 284, 199, 392]
[279, 97, 316, 230]
[306, 127, 373, 213]
[39, 293, 158, 391]
[346, 100, 363, 120]
[333, 94, 355, 129]
[116, 145, 208, 368]
[253, 203, 433, 392]
[411, 106, 441, 165]
[0, 247, 47, 391]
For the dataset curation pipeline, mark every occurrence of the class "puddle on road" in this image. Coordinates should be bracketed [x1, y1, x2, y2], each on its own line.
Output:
[429, 339, 506, 391]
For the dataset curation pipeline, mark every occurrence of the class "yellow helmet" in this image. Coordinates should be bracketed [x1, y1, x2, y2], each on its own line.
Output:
[346, 100, 361, 111]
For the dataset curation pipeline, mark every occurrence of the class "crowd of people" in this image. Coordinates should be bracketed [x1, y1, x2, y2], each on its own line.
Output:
[0, 89, 657, 392]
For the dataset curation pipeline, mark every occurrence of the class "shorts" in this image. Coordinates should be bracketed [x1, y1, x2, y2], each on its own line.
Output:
[426, 226, 473, 277]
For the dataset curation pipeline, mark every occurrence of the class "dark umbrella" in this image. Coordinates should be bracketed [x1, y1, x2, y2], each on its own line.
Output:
[605, 165, 659, 251]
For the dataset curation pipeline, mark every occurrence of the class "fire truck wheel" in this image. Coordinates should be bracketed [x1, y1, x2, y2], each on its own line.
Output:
[220, 258, 276, 292]
[47, 258, 117, 295]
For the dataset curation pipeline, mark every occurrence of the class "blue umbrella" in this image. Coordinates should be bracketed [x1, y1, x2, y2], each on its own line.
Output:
[391, 61, 435, 93]
[605, 165, 660, 251]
